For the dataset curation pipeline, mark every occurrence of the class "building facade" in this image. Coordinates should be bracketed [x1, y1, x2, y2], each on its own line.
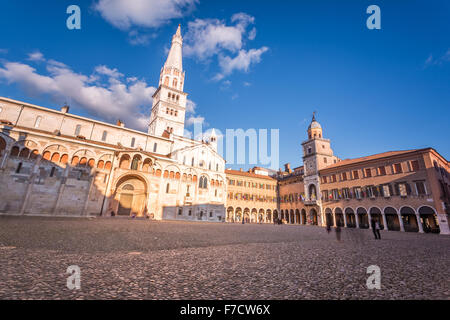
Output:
[225, 167, 278, 223]
[277, 116, 450, 235]
[0, 26, 449, 235]
[0, 26, 227, 222]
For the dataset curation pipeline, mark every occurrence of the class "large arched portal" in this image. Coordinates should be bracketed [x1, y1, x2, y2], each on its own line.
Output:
[114, 175, 147, 217]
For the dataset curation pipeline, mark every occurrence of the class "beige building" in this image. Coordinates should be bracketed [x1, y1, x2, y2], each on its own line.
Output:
[225, 167, 278, 223]
[277, 115, 450, 235]
[0, 26, 227, 222]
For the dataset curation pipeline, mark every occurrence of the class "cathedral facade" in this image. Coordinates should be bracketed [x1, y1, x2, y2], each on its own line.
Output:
[0, 26, 226, 222]
[0, 26, 449, 235]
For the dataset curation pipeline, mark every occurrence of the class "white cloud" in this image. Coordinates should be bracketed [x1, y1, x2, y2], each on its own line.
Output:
[186, 99, 197, 114]
[216, 47, 268, 80]
[424, 49, 450, 67]
[27, 51, 45, 62]
[95, 65, 124, 79]
[184, 13, 268, 80]
[248, 27, 257, 40]
[0, 57, 156, 131]
[186, 115, 205, 126]
[184, 18, 245, 60]
[94, 0, 197, 30]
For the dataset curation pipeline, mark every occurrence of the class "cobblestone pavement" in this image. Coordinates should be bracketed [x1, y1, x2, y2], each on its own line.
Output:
[0, 216, 448, 300]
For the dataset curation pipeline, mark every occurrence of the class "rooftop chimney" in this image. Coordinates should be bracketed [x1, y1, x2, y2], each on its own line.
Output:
[61, 105, 70, 113]
[116, 120, 125, 127]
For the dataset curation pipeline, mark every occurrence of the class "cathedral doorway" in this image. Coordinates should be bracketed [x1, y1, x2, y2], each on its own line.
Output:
[114, 175, 148, 217]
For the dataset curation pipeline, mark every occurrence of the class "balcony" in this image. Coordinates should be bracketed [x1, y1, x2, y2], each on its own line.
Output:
[304, 199, 318, 206]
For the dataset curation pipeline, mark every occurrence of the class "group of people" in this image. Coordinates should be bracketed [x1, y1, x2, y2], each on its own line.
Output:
[326, 218, 382, 241]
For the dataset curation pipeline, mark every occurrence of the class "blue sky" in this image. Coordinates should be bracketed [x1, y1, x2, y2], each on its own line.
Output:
[0, 0, 449, 170]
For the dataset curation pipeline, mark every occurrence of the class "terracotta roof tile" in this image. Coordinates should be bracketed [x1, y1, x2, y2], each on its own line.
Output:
[320, 149, 426, 171]
[225, 169, 276, 181]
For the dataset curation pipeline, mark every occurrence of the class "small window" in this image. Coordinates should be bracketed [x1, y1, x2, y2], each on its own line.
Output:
[16, 162, 22, 174]
[166, 183, 170, 193]
[50, 167, 56, 177]
[101, 131, 108, 142]
[353, 170, 359, 179]
[153, 143, 158, 153]
[394, 163, 403, 174]
[209, 211, 213, 218]
[191, 158, 194, 166]
[178, 208, 183, 216]
[411, 160, 420, 171]
[308, 147, 312, 154]
[131, 138, 136, 148]
[188, 210, 192, 216]
[34, 116, 42, 128]
[74, 125, 81, 136]
[378, 166, 386, 176]
[365, 168, 372, 178]
[324, 157, 327, 163]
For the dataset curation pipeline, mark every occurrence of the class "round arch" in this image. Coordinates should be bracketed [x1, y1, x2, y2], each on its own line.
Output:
[384, 206, 400, 231]
[112, 174, 148, 217]
[400, 206, 419, 232]
[418, 206, 440, 233]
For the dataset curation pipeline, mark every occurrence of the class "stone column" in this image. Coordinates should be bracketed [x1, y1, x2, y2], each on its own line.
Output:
[368, 213, 373, 229]
[416, 214, 424, 233]
[82, 170, 97, 216]
[20, 156, 42, 215]
[53, 166, 70, 215]
[382, 214, 388, 231]
[0, 149, 10, 169]
[343, 214, 348, 228]
[101, 155, 118, 216]
[398, 214, 405, 232]
[355, 214, 360, 229]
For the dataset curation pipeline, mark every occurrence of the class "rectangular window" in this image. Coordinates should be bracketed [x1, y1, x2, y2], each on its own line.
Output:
[394, 163, 403, 174]
[365, 168, 372, 178]
[382, 185, 390, 197]
[34, 116, 42, 128]
[342, 172, 347, 181]
[322, 176, 327, 184]
[354, 187, 362, 199]
[378, 166, 386, 176]
[342, 188, 349, 199]
[367, 186, 374, 198]
[131, 138, 136, 148]
[153, 143, 158, 152]
[101, 131, 108, 142]
[353, 170, 359, 179]
[411, 160, 420, 172]
[75, 125, 81, 136]
[332, 174, 336, 183]
[398, 183, 407, 197]
[323, 190, 328, 202]
[415, 181, 426, 195]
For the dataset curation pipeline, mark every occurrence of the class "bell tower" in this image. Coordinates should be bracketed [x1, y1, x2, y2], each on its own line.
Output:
[149, 25, 187, 137]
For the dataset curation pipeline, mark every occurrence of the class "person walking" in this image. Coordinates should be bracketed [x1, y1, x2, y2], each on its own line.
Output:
[371, 218, 381, 239]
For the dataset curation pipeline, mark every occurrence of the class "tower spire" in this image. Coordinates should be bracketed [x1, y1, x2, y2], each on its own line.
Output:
[164, 24, 183, 71]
